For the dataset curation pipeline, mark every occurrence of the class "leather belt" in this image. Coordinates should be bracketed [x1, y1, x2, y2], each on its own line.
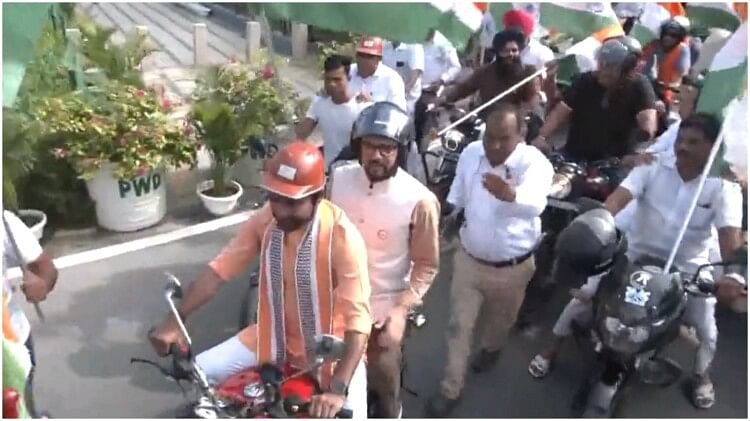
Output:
[464, 248, 534, 269]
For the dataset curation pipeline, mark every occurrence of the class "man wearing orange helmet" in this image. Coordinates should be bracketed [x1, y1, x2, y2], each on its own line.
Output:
[149, 142, 372, 418]
[349, 36, 408, 112]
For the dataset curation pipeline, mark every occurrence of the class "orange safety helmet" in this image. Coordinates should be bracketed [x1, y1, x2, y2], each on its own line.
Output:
[356, 36, 384, 56]
[262, 141, 326, 200]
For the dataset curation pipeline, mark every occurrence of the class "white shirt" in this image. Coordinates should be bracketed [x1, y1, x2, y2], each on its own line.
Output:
[422, 41, 462, 87]
[3, 211, 43, 344]
[306, 96, 370, 167]
[521, 38, 554, 71]
[447, 141, 554, 261]
[349, 62, 407, 112]
[621, 152, 743, 273]
[382, 42, 424, 112]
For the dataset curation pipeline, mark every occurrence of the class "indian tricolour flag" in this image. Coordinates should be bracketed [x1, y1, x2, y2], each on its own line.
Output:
[631, 3, 688, 45]
[539, 2, 623, 43]
[542, 3, 625, 85]
[694, 22, 747, 177]
[260, 2, 484, 50]
[695, 21, 748, 117]
[687, 2, 747, 32]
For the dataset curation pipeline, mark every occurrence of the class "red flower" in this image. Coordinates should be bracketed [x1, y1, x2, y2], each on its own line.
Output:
[261, 66, 275, 79]
[118, 137, 128, 146]
[134, 89, 146, 97]
[161, 99, 173, 111]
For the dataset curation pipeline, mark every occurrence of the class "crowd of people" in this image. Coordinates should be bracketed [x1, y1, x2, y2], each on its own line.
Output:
[3, 4, 747, 419]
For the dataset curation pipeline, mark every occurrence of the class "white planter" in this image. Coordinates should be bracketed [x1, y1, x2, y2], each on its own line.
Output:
[85, 164, 167, 232]
[197, 180, 244, 216]
[17, 209, 47, 241]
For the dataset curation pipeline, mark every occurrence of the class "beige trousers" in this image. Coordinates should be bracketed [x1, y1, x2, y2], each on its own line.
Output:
[440, 248, 536, 399]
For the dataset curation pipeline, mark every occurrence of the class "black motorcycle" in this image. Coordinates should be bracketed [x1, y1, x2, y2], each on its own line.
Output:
[570, 255, 740, 418]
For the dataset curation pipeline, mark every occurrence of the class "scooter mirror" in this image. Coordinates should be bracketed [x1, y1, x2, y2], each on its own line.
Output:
[313, 334, 346, 362]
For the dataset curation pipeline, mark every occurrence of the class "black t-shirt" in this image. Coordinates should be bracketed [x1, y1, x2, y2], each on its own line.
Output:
[562, 72, 656, 161]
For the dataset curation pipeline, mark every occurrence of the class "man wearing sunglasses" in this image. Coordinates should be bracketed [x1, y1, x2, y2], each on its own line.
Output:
[349, 36, 408, 112]
[329, 102, 440, 418]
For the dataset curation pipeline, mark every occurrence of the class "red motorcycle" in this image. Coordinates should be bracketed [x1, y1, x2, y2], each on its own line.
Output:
[131, 274, 353, 419]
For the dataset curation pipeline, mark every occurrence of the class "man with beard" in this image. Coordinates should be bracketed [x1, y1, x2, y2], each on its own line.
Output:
[149, 142, 372, 418]
[529, 113, 745, 410]
[329, 102, 440, 418]
[531, 38, 657, 163]
[435, 28, 542, 117]
[426, 104, 553, 417]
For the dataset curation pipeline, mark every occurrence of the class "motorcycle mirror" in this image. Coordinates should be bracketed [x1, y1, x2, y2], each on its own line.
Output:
[259, 363, 284, 386]
[164, 272, 183, 299]
[313, 334, 346, 362]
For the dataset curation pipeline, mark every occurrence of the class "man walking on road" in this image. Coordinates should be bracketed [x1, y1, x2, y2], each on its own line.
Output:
[426, 104, 553, 417]
[296, 55, 371, 168]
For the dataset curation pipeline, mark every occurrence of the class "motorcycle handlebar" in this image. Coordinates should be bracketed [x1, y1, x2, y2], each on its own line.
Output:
[283, 399, 353, 418]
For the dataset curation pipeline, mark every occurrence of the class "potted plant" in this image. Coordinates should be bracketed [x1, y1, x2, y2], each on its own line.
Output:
[2, 111, 47, 240]
[32, 81, 197, 232]
[189, 61, 292, 215]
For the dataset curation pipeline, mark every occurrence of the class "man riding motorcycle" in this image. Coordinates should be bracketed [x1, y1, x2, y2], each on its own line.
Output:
[435, 28, 543, 120]
[531, 37, 657, 165]
[149, 142, 373, 418]
[641, 18, 692, 106]
[528, 113, 746, 410]
[329, 101, 441, 418]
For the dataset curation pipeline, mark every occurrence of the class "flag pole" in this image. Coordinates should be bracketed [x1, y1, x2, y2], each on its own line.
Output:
[663, 123, 728, 273]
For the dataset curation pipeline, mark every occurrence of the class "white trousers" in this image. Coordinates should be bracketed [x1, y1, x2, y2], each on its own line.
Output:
[195, 334, 369, 417]
[551, 276, 718, 375]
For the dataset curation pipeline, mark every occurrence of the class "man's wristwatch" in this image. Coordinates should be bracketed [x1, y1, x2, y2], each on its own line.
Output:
[328, 379, 349, 396]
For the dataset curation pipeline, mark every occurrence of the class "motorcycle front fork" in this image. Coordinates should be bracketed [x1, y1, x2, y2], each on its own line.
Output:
[572, 353, 631, 418]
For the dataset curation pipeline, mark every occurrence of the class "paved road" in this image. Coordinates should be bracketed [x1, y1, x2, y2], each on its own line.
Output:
[25, 226, 747, 418]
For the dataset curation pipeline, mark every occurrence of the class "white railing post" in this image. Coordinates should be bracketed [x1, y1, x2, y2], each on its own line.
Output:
[291, 23, 308, 60]
[246, 21, 261, 62]
[193, 23, 208, 65]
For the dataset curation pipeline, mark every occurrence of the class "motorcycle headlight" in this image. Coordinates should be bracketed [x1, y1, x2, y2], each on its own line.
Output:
[442, 130, 464, 152]
[602, 317, 650, 354]
[549, 173, 572, 199]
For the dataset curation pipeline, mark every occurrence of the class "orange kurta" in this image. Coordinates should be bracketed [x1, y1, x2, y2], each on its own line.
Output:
[209, 200, 371, 371]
